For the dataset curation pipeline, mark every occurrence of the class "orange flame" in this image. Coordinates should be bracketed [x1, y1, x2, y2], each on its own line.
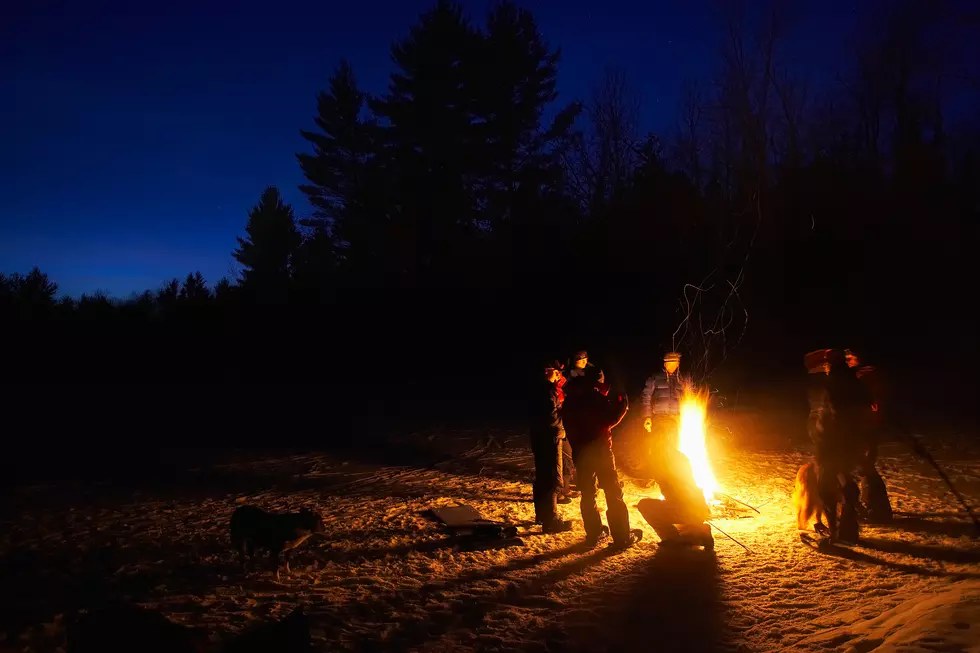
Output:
[677, 382, 719, 502]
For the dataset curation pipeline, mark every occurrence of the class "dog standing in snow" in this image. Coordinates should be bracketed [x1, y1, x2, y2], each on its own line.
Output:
[230, 505, 325, 579]
[792, 462, 837, 536]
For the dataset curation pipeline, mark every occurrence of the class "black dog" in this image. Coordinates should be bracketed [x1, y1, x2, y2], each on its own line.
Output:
[230, 505, 325, 579]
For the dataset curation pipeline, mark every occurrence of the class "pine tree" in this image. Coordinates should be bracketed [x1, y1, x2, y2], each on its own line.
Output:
[298, 59, 375, 233]
[2, 267, 59, 318]
[371, 0, 484, 279]
[233, 187, 301, 299]
[214, 277, 235, 301]
[179, 271, 211, 303]
[297, 59, 391, 278]
[474, 1, 579, 228]
[157, 278, 180, 313]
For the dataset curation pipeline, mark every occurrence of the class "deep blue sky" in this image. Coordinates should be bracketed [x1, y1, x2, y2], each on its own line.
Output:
[3, 0, 867, 297]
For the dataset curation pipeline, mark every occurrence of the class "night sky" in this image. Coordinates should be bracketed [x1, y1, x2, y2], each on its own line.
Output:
[4, 0, 861, 298]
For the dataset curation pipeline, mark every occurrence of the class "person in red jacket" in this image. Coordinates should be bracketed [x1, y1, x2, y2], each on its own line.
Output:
[552, 368, 581, 503]
[561, 376, 643, 549]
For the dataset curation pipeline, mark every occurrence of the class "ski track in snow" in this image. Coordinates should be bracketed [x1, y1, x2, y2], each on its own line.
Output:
[2, 430, 980, 652]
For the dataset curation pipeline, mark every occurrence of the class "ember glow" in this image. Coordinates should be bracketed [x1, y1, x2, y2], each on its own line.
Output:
[677, 382, 719, 502]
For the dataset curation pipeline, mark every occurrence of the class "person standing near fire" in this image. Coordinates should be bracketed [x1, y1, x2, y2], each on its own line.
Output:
[561, 376, 643, 549]
[846, 349, 893, 522]
[562, 349, 605, 498]
[642, 352, 684, 444]
[567, 350, 606, 390]
[805, 348, 870, 542]
[552, 362, 580, 504]
[527, 360, 574, 533]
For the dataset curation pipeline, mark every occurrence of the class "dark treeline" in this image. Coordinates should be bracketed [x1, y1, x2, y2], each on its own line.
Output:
[4, 1, 978, 449]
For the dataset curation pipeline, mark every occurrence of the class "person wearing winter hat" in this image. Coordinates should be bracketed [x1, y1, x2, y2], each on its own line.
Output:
[527, 360, 574, 533]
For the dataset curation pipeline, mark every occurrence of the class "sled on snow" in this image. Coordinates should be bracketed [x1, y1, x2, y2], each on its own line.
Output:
[429, 504, 524, 550]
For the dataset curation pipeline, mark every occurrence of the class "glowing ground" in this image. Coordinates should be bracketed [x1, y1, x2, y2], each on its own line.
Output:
[2, 429, 979, 652]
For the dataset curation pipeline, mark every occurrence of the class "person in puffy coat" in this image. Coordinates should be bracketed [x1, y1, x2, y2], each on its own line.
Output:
[641, 352, 683, 444]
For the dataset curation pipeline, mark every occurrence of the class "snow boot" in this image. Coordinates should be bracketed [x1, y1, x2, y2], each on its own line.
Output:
[610, 529, 643, 550]
[837, 518, 859, 543]
[542, 519, 574, 534]
[838, 480, 862, 542]
[695, 523, 714, 550]
[585, 525, 610, 548]
[660, 525, 712, 549]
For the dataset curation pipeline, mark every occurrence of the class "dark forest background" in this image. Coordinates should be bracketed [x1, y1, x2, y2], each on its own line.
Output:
[3, 1, 978, 458]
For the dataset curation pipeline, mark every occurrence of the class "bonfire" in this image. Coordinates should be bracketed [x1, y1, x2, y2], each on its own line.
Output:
[677, 381, 720, 503]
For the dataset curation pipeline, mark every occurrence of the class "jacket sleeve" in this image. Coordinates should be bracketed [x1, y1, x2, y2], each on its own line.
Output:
[550, 393, 565, 442]
[607, 395, 629, 430]
[641, 376, 654, 418]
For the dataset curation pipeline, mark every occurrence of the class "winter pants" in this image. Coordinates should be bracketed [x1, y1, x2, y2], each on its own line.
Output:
[636, 497, 704, 542]
[531, 436, 562, 524]
[561, 438, 575, 495]
[858, 441, 892, 522]
[573, 442, 632, 543]
[815, 441, 861, 539]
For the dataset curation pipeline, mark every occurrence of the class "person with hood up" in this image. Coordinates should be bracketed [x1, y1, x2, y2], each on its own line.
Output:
[527, 360, 574, 533]
[636, 428, 714, 549]
[561, 375, 643, 549]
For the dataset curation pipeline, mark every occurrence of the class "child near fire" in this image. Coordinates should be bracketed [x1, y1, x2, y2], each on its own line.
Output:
[636, 428, 714, 549]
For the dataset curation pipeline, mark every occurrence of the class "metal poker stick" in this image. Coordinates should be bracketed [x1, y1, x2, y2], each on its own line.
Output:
[906, 433, 980, 535]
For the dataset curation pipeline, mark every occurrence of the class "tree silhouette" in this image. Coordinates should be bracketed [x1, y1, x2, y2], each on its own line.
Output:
[0, 267, 59, 319]
[474, 1, 579, 229]
[179, 271, 211, 303]
[298, 60, 373, 234]
[214, 277, 236, 302]
[369, 0, 483, 283]
[156, 278, 180, 315]
[233, 186, 301, 300]
[297, 59, 392, 281]
[4, 0, 979, 404]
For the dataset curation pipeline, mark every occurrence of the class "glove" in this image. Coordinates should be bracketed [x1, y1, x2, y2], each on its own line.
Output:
[643, 417, 652, 433]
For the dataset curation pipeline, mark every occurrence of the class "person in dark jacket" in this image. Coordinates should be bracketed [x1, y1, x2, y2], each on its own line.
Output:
[806, 348, 872, 542]
[846, 349, 893, 522]
[636, 429, 714, 549]
[567, 350, 607, 392]
[561, 376, 642, 548]
[528, 361, 574, 533]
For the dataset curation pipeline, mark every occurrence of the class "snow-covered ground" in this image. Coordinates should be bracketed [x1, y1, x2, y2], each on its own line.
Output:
[2, 427, 979, 652]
